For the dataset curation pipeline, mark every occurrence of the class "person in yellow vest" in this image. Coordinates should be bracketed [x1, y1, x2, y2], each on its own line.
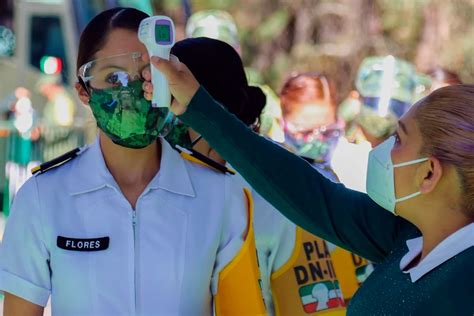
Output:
[163, 37, 346, 316]
[279, 72, 375, 302]
[0, 9, 264, 315]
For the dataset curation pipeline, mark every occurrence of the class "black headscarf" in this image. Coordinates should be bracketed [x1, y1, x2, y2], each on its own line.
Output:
[171, 37, 266, 126]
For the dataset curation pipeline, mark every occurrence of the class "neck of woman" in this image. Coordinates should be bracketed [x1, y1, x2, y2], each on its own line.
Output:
[415, 205, 472, 261]
[99, 132, 161, 191]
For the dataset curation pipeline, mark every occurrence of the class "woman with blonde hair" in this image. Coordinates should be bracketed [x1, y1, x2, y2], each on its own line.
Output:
[146, 56, 474, 314]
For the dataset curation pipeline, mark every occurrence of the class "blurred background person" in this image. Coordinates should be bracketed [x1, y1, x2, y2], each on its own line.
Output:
[280, 72, 370, 193]
[353, 55, 419, 148]
[426, 67, 463, 92]
[166, 37, 348, 316]
[186, 10, 241, 52]
[279, 72, 374, 302]
[333, 56, 422, 193]
[280, 72, 341, 180]
[337, 90, 364, 144]
[185, 9, 285, 143]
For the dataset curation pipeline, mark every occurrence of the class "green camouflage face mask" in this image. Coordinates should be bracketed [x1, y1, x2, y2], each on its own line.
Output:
[165, 120, 193, 148]
[89, 80, 173, 149]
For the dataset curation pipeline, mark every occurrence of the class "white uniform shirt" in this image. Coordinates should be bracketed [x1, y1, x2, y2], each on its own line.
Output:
[0, 138, 247, 316]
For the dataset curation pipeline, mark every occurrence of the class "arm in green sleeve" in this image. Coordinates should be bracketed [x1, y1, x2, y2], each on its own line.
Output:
[180, 87, 412, 263]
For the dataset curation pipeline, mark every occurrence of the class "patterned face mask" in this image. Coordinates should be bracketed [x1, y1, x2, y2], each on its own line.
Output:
[88, 80, 174, 148]
[165, 119, 203, 150]
[78, 52, 174, 149]
[284, 121, 343, 163]
[285, 132, 340, 163]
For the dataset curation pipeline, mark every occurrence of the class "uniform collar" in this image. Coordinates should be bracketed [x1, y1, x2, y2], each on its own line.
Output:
[70, 136, 195, 197]
[400, 222, 474, 282]
[154, 138, 195, 197]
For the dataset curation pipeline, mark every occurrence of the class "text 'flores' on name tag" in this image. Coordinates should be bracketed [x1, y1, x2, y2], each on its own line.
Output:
[57, 236, 110, 251]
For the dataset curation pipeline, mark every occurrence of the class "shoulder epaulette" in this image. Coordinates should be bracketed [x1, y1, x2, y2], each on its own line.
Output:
[175, 145, 236, 175]
[31, 147, 85, 176]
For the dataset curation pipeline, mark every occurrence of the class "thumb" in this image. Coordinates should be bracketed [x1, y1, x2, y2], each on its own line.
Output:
[150, 55, 180, 81]
[150, 54, 200, 113]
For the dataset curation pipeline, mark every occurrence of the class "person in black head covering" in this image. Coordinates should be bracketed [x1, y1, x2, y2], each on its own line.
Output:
[163, 37, 350, 316]
[165, 37, 266, 162]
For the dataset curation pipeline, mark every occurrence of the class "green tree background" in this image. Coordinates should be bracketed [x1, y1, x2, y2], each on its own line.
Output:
[155, 0, 473, 102]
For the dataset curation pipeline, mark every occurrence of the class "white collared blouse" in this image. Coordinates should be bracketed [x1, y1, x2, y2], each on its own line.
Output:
[400, 222, 474, 282]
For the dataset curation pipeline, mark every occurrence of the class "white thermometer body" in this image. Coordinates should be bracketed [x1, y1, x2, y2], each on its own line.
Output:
[138, 16, 175, 108]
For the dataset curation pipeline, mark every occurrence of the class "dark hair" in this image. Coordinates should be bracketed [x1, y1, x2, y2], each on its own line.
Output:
[280, 72, 336, 116]
[171, 37, 266, 126]
[76, 7, 149, 72]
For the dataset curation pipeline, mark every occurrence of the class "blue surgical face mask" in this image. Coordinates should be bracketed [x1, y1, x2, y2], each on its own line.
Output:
[366, 136, 428, 213]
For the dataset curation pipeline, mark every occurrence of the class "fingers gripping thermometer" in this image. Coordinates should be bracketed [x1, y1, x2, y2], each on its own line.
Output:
[138, 16, 175, 108]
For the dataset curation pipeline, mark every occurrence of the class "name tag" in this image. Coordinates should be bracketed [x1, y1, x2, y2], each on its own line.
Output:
[57, 236, 109, 251]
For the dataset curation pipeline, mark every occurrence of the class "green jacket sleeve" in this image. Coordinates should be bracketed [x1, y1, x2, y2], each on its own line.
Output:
[180, 87, 412, 263]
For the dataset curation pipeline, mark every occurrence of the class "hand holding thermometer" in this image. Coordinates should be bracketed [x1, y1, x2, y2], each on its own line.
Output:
[138, 16, 175, 108]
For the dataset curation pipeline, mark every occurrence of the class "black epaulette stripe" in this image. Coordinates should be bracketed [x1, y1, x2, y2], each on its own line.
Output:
[35, 158, 76, 175]
[175, 145, 235, 175]
[32, 147, 81, 175]
[190, 148, 235, 175]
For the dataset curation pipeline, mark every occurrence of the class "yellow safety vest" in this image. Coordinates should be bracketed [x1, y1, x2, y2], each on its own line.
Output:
[214, 188, 267, 316]
[179, 151, 267, 315]
[330, 248, 372, 301]
[271, 228, 346, 316]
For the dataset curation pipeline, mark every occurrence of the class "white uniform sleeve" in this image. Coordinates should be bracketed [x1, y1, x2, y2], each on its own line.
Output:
[267, 212, 296, 273]
[210, 178, 247, 295]
[0, 177, 51, 306]
[252, 192, 296, 316]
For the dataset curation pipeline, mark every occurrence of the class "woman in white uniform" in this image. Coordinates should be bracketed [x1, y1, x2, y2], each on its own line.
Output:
[0, 8, 257, 316]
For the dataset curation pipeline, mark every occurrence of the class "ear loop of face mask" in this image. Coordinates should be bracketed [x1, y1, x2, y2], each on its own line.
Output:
[393, 157, 429, 203]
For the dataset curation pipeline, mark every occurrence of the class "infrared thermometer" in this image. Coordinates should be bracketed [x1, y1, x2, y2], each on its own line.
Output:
[138, 16, 175, 108]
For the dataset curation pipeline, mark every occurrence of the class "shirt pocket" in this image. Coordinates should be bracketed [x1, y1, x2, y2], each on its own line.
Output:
[50, 238, 97, 311]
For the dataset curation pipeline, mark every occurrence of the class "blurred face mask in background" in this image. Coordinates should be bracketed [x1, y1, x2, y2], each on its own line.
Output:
[78, 52, 174, 149]
[284, 121, 343, 163]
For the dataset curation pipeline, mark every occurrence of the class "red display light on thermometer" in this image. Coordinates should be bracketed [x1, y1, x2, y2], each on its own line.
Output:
[138, 16, 176, 108]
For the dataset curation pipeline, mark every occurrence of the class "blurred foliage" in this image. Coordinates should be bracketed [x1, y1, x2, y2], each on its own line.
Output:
[153, 0, 474, 103]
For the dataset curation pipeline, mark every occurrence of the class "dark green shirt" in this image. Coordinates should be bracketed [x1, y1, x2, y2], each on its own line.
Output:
[180, 87, 474, 315]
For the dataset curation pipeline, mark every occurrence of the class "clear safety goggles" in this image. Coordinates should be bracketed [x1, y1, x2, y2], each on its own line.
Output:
[284, 121, 344, 143]
[78, 52, 149, 91]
